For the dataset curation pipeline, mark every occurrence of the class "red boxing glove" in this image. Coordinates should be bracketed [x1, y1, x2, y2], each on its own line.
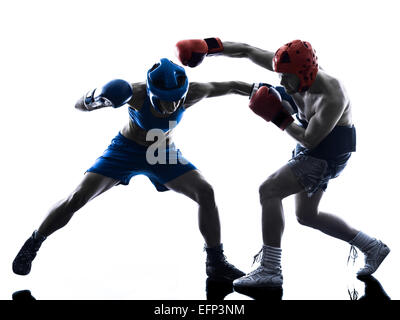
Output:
[175, 38, 223, 67]
[249, 86, 294, 130]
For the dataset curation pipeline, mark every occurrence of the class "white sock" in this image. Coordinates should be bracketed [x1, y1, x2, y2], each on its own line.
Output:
[349, 231, 376, 252]
[262, 245, 282, 269]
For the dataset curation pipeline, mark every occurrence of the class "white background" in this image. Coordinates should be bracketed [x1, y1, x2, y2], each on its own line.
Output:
[0, 0, 399, 300]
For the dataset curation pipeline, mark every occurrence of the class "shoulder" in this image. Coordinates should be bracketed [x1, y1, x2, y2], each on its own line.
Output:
[318, 71, 349, 106]
[187, 82, 210, 95]
[127, 82, 147, 110]
[184, 82, 212, 107]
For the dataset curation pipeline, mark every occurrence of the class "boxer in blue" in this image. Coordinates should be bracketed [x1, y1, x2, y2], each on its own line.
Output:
[176, 38, 390, 293]
[13, 58, 250, 284]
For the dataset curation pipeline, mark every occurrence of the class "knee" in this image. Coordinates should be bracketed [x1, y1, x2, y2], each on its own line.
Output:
[296, 209, 318, 228]
[259, 177, 281, 203]
[195, 183, 216, 208]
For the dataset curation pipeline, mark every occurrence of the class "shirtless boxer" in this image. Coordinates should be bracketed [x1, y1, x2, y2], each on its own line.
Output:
[176, 38, 390, 292]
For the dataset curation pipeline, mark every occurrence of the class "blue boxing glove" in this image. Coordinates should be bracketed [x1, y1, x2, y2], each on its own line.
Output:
[274, 86, 298, 115]
[249, 83, 272, 99]
[82, 79, 133, 111]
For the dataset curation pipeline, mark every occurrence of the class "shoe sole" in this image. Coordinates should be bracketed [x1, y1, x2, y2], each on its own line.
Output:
[206, 272, 246, 283]
[12, 269, 30, 276]
[233, 284, 283, 300]
[12, 263, 30, 276]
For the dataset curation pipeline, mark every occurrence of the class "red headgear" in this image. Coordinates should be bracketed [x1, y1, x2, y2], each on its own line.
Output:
[273, 40, 318, 92]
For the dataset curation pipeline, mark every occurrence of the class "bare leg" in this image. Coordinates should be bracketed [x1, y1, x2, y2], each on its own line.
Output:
[165, 169, 244, 281]
[259, 164, 304, 248]
[38, 172, 119, 237]
[165, 170, 220, 247]
[13, 172, 120, 275]
[295, 190, 359, 242]
[233, 165, 303, 289]
[234, 164, 360, 291]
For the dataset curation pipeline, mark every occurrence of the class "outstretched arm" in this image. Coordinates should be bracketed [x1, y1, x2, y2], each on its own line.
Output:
[222, 42, 275, 71]
[176, 38, 275, 71]
[184, 81, 252, 108]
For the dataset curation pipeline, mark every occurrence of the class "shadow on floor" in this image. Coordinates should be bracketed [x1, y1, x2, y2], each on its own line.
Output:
[12, 275, 390, 300]
[356, 275, 390, 301]
[12, 290, 36, 301]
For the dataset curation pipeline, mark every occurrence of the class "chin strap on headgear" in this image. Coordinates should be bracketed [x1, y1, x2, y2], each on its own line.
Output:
[146, 58, 189, 113]
[273, 40, 319, 93]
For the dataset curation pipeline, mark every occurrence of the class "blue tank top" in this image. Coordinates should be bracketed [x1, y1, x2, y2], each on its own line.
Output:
[128, 94, 185, 132]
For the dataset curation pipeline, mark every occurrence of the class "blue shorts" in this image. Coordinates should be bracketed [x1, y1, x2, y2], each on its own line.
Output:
[87, 132, 196, 192]
[288, 144, 351, 197]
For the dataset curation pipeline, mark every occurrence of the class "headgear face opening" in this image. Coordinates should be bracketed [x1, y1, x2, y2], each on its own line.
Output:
[147, 58, 189, 113]
[273, 40, 318, 93]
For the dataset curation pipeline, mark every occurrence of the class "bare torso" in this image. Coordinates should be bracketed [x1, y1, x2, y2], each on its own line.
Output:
[291, 70, 353, 127]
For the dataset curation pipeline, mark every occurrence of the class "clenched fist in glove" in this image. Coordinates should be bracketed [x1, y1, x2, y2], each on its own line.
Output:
[249, 85, 294, 130]
[175, 38, 223, 67]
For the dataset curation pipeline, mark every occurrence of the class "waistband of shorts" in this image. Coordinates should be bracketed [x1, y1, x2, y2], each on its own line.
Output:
[295, 145, 352, 163]
[115, 132, 148, 150]
[115, 132, 176, 152]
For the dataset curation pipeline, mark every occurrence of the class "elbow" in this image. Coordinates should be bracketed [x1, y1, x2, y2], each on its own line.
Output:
[229, 81, 241, 94]
[233, 43, 250, 58]
[241, 44, 252, 58]
[298, 132, 316, 149]
[301, 138, 318, 150]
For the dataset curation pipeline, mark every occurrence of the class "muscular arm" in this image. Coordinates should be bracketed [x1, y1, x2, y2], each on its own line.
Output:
[184, 81, 252, 108]
[222, 42, 275, 71]
[126, 82, 146, 110]
[285, 97, 346, 149]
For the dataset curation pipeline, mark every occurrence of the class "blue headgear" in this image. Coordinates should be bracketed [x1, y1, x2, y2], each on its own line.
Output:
[146, 58, 189, 113]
